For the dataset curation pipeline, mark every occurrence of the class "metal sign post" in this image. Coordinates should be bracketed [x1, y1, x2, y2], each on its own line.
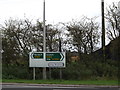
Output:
[43, 0, 47, 80]
[33, 67, 35, 80]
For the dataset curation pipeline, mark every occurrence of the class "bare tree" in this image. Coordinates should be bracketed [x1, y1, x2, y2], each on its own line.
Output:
[46, 25, 60, 52]
[65, 16, 100, 55]
[1, 18, 64, 65]
[106, 2, 120, 41]
[1, 18, 44, 65]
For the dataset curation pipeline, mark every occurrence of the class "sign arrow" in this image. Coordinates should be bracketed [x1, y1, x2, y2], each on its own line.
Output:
[46, 52, 64, 61]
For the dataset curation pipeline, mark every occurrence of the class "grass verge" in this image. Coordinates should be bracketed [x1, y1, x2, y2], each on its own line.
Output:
[2, 79, 119, 86]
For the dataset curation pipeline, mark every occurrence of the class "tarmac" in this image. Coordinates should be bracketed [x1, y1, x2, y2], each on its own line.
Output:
[1, 83, 119, 88]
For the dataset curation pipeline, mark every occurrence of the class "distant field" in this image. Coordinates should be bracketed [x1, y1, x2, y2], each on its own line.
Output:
[2, 79, 119, 86]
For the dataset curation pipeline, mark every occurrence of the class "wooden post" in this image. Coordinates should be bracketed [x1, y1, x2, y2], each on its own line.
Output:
[59, 39, 62, 79]
[101, 0, 105, 62]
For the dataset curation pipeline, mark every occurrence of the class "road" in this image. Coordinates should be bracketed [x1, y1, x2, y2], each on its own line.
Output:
[1, 83, 119, 90]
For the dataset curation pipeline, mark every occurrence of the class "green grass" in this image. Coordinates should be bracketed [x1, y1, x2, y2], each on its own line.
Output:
[2, 79, 119, 86]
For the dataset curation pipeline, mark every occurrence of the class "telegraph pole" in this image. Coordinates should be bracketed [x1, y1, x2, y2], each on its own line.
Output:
[59, 39, 62, 79]
[101, 0, 105, 62]
[43, 0, 47, 80]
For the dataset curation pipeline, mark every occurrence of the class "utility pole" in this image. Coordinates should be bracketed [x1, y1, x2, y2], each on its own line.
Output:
[101, 0, 105, 62]
[43, 0, 47, 80]
[59, 39, 62, 79]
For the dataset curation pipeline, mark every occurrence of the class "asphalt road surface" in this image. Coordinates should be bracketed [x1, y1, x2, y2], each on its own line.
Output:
[1, 83, 119, 90]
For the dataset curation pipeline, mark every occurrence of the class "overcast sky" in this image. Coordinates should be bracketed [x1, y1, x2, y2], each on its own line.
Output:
[0, 0, 119, 25]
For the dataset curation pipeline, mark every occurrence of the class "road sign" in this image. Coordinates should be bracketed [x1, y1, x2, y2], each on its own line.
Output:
[46, 53, 64, 61]
[31, 53, 44, 59]
[48, 62, 64, 67]
[29, 52, 65, 67]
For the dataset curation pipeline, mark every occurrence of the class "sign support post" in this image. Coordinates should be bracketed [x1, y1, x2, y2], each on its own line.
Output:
[33, 67, 35, 80]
